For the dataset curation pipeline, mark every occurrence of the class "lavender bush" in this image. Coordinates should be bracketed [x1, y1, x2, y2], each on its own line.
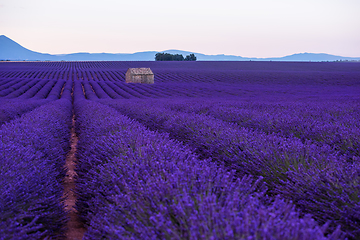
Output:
[162, 99, 360, 158]
[0, 99, 72, 238]
[101, 99, 360, 237]
[0, 99, 49, 125]
[0, 60, 359, 239]
[74, 99, 342, 239]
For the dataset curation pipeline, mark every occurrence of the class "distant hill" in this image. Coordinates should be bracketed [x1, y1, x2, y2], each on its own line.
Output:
[0, 35, 55, 60]
[1, 35, 359, 62]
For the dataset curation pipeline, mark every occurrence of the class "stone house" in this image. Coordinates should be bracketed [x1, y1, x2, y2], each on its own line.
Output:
[125, 68, 154, 84]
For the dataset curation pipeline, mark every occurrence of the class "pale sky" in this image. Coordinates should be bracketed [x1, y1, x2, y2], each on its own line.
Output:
[1, 0, 359, 57]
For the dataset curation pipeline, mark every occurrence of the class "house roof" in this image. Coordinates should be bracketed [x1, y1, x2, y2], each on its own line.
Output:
[127, 68, 153, 75]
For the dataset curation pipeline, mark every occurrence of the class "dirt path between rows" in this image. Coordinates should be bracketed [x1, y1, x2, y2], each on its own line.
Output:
[63, 112, 86, 239]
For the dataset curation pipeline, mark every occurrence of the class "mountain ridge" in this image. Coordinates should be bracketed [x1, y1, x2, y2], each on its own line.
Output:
[1, 35, 359, 62]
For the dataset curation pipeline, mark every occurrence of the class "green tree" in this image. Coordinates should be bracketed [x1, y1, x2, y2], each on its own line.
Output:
[155, 52, 196, 61]
[185, 53, 197, 61]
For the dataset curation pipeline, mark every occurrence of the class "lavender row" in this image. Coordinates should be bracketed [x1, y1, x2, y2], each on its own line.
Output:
[112, 82, 146, 98]
[0, 79, 13, 87]
[0, 69, 125, 82]
[73, 99, 341, 239]
[98, 81, 168, 99]
[1, 61, 359, 86]
[3, 77, 355, 101]
[73, 81, 86, 102]
[0, 79, 37, 97]
[16, 80, 49, 99]
[82, 81, 97, 100]
[78, 80, 244, 99]
[89, 81, 111, 99]
[0, 99, 49, 125]
[102, 100, 340, 183]
[97, 81, 123, 99]
[31, 80, 57, 99]
[102, 99, 360, 237]
[162, 99, 360, 158]
[2, 60, 359, 72]
[0, 99, 72, 238]
[0, 78, 22, 91]
[59, 79, 73, 100]
[0, 79, 69, 100]
[107, 82, 134, 98]
[46, 80, 66, 100]
[5, 80, 42, 99]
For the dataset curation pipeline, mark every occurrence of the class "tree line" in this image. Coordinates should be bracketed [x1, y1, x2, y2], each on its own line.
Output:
[155, 53, 197, 61]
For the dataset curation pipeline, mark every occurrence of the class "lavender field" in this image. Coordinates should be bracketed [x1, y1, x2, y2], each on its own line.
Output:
[0, 61, 359, 239]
